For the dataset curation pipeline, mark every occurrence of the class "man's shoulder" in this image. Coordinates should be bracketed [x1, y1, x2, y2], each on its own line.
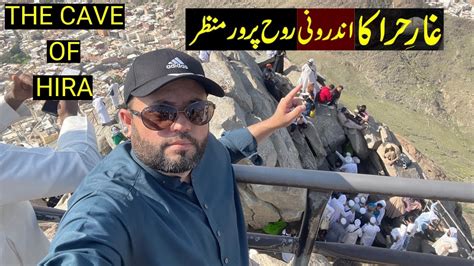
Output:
[207, 133, 231, 159]
[74, 142, 142, 200]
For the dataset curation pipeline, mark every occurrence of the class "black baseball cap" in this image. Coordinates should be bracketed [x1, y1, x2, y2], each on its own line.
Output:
[124, 48, 224, 104]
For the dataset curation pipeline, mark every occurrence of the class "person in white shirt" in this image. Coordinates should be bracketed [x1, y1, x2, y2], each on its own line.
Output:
[343, 219, 362, 244]
[345, 199, 356, 223]
[298, 58, 319, 95]
[432, 227, 458, 256]
[357, 194, 369, 206]
[107, 83, 121, 109]
[414, 202, 440, 234]
[0, 73, 100, 266]
[198, 50, 211, 63]
[92, 95, 112, 125]
[266, 50, 277, 58]
[390, 224, 408, 250]
[403, 216, 416, 250]
[353, 197, 361, 213]
[360, 217, 380, 246]
[329, 194, 350, 225]
[335, 151, 359, 173]
[341, 161, 358, 174]
[320, 201, 335, 231]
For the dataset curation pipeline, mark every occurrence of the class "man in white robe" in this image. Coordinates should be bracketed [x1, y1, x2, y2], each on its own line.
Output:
[199, 50, 211, 62]
[432, 227, 458, 256]
[329, 194, 350, 225]
[107, 83, 120, 109]
[298, 58, 319, 96]
[336, 151, 359, 173]
[92, 96, 112, 125]
[345, 200, 356, 223]
[320, 202, 335, 231]
[343, 219, 362, 244]
[360, 217, 380, 246]
[390, 224, 408, 250]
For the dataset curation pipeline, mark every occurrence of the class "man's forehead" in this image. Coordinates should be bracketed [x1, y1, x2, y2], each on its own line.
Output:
[155, 79, 206, 97]
[133, 79, 207, 107]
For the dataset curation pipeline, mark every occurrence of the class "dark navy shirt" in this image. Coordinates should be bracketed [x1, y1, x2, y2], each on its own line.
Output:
[40, 128, 258, 266]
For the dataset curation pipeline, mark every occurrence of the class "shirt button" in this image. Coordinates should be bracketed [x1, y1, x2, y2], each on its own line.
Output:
[203, 204, 208, 209]
[217, 230, 221, 237]
[224, 258, 229, 264]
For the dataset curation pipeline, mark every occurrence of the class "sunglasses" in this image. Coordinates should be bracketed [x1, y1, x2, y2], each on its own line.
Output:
[129, 100, 215, 131]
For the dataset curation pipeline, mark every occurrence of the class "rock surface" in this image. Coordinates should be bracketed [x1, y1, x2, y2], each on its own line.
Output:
[205, 51, 309, 227]
[248, 249, 331, 266]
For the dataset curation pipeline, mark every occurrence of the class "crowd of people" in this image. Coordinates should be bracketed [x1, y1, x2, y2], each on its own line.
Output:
[262, 55, 463, 261]
[262, 57, 352, 134]
[316, 193, 460, 256]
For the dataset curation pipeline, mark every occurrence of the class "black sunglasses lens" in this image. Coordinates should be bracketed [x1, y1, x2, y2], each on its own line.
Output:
[141, 105, 177, 130]
[138, 101, 215, 130]
[185, 101, 215, 125]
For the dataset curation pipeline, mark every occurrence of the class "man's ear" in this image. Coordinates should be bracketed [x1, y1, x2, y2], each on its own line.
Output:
[119, 108, 133, 138]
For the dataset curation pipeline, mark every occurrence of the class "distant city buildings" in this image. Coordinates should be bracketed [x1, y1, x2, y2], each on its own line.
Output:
[0, 2, 184, 147]
[425, 0, 474, 19]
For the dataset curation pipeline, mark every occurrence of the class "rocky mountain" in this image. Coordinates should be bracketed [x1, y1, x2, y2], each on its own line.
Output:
[286, 12, 474, 183]
[184, 50, 471, 241]
[157, 0, 474, 185]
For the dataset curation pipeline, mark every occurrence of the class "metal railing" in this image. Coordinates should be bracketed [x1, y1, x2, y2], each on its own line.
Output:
[234, 165, 473, 265]
[433, 201, 473, 250]
[247, 233, 473, 266]
[35, 165, 474, 265]
[234, 165, 474, 203]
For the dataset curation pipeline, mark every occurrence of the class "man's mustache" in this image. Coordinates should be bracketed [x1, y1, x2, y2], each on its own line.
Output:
[162, 132, 199, 148]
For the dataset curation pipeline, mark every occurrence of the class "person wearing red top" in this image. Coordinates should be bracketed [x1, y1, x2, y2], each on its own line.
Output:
[318, 85, 333, 104]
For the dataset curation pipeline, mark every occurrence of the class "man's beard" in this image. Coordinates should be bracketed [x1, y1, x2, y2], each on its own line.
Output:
[131, 127, 207, 174]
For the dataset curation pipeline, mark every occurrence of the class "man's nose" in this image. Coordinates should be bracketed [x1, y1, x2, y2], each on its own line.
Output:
[169, 112, 192, 132]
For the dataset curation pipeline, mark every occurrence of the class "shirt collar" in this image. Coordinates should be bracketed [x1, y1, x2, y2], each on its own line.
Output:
[130, 149, 191, 191]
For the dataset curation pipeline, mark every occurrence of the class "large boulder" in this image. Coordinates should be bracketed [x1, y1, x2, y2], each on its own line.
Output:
[249, 249, 287, 266]
[314, 104, 346, 153]
[345, 127, 370, 159]
[363, 116, 383, 150]
[301, 121, 328, 168]
[204, 51, 307, 228]
[395, 133, 448, 181]
[367, 150, 387, 176]
[376, 142, 421, 178]
[238, 184, 281, 229]
[249, 249, 330, 266]
[379, 124, 401, 146]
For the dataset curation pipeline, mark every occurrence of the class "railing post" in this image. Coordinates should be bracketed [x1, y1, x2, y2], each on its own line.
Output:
[293, 190, 330, 266]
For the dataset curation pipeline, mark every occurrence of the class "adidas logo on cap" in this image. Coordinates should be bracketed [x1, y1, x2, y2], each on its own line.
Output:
[166, 57, 189, 70]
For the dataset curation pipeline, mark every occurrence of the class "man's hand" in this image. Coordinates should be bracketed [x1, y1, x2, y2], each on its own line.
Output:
[57, 100, 79, 126]
[4, 73, 33, 110]
[268, 84, 305, 128]
[248, 84, 306, 143]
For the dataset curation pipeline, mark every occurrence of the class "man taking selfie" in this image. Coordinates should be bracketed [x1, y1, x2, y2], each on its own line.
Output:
[41, 49, 305, 265]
